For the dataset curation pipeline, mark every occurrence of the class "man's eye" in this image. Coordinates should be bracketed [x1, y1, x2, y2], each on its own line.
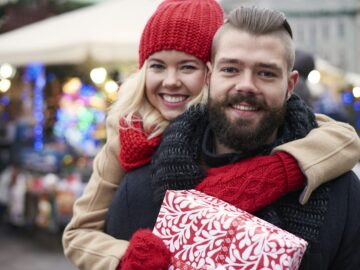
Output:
[220, 67, 238, 73]
[259, 71, 276, 78]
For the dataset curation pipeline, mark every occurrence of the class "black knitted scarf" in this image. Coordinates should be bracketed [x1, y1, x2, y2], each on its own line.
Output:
[151, 94, 329, 243]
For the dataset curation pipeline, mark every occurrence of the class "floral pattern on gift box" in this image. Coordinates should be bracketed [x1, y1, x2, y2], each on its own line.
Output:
[153, 189, 308, 270]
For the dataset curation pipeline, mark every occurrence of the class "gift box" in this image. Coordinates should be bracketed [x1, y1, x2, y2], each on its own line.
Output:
[153, 189, 308, 270]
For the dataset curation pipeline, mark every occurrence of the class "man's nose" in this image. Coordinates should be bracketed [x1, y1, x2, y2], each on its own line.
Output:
[234, 70, 257, 94]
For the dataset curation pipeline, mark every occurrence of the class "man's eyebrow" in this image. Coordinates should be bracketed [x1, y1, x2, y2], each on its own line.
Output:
[257, 63, 282, 72]
[216, 58, 282, 72]
[216, 58, 241, 65]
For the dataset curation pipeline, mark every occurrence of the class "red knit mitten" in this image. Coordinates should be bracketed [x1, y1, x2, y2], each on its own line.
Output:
[119, 119, 161, 172]
[196, 152, 304, 213]
[118, 229, 171, 270]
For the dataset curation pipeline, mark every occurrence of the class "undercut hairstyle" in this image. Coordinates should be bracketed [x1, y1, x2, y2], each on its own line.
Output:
[212, 6, 295, 72]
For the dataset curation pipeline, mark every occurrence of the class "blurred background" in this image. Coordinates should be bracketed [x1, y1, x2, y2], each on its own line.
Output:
[0, 0, 359, 269]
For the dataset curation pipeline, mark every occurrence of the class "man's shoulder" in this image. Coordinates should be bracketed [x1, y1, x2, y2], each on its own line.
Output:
[311, 170, 360, 214]
[329, 171, 360, 221]
[327, 170, 360, 200]
[316, 170, 360, 241]
[274, 171, 359, 241]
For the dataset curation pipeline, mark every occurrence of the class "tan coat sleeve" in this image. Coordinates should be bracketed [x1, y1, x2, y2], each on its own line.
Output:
[273, 113, 360, 204]
[62, 110, 129, 270]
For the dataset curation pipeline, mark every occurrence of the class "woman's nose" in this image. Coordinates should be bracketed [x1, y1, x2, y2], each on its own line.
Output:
[162, 70, 181, 89]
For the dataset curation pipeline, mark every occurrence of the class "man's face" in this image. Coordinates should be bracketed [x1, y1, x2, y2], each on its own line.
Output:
[207, 28, 298, 154]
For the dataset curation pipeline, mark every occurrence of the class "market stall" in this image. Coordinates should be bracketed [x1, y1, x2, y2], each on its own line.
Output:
[0, 0, 163, 65]
[0, 0, 164, 231]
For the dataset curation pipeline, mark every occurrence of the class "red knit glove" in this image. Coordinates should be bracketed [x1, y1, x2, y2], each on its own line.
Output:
[119, 118, 161, 172]
[196, 152, 304, 213]
[118, 229, 171, 270]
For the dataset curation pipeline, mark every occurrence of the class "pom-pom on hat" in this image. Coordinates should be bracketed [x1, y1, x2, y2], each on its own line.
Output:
[138, 0, 224, 67]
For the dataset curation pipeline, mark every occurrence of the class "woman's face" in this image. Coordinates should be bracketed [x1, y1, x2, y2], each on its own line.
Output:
[145, 50, 207, 121]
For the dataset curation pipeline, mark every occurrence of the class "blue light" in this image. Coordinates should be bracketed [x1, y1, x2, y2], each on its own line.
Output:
[24, 63, 46, 152]
[24, 62, 44, 81]
[342, 92, 354, 105]
[34, 141, 43, 151]
[80, 84, 96, 97]
[0, 95, 10, 106]
[354, 101, 360, 111]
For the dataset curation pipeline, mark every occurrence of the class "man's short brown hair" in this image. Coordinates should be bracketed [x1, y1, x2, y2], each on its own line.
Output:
[211, 6, 295, 72]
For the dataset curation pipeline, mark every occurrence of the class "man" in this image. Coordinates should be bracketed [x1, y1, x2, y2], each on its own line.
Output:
[106, 6, 360, 270]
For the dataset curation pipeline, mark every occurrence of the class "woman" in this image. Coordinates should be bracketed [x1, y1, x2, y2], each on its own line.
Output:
[62, 0, 360, 269]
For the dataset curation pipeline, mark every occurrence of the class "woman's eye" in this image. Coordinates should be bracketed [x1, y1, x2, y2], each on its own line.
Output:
[220, 67, 238, 73]
[181, 65, 197, 71]
[149, 63, 165, 70]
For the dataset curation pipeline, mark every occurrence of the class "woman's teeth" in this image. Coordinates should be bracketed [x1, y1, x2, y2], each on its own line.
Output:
[163, 95, 187, 103]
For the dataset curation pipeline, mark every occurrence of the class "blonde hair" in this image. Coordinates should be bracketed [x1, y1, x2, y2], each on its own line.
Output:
[109, 61, 208, 139]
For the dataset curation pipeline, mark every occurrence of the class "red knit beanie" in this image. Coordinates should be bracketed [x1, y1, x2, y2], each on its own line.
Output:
[138, 0, 224, 67]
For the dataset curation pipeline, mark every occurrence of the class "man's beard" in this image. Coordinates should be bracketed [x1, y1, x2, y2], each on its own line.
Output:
[208, 92, 287, 154]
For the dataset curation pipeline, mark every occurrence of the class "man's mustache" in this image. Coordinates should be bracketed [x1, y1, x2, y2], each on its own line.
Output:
[223, 93, 268, 110]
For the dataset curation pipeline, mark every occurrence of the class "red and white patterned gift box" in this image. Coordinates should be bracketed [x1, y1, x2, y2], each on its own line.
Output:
[153, 189, 308, 270]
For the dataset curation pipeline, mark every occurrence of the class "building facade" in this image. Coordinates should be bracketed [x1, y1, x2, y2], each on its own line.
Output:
[220, 0, 360, 73]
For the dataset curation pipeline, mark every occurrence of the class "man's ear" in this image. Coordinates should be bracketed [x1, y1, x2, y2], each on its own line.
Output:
[287, 70, 299, 99]
[206, 61, 213, 85]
